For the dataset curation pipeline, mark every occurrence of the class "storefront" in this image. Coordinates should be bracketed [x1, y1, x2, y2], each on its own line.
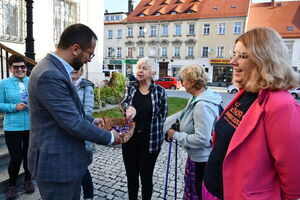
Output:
[210, 58, 232, 87]
[124, 59, 138, 76]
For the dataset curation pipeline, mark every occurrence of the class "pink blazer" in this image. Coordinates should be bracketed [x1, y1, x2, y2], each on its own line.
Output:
[220, 89, 300, 200]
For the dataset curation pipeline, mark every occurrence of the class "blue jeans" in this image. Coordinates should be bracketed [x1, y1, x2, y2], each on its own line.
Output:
[81, 169, 93, 199]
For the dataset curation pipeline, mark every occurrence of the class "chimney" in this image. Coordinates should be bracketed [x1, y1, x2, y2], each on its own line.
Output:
[128, 0, 134, 13]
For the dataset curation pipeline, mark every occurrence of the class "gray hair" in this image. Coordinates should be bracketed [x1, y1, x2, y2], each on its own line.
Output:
[137, 57, 158, 76]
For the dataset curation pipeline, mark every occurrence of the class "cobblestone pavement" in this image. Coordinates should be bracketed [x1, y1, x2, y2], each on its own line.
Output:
[0, 142, 187, 200]
[0, 113, 188, 200]
[90, 142, 187, 200]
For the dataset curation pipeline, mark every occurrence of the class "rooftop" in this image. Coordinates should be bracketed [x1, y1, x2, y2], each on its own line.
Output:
[247, 1, 300, 38]
[124, 0, 250, 23]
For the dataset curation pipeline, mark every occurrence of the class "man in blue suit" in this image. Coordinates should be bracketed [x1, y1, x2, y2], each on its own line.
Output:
[28, 24, 122, 200]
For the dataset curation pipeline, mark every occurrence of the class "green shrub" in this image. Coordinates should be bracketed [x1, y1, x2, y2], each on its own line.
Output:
[94, 72, 126, 106]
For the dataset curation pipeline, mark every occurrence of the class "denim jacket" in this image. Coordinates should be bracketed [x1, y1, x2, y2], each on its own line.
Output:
[0, 76, 30, 131]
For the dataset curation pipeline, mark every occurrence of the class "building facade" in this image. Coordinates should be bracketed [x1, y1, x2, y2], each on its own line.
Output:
[103, 12, 128, 76]
[121, 0, 250, 85]
[247, 0, 300, 73]
[0, 0, 105, 82]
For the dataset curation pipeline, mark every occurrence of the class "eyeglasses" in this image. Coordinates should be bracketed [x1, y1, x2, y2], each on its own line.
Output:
[71, 71, 79, 74]
[229, 51, 249, 60]
[12, 65, 26, 70]
[83, 49, 95, 59]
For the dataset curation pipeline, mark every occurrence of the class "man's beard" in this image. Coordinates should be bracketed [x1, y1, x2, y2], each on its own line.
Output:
[71, 56, 84, 70]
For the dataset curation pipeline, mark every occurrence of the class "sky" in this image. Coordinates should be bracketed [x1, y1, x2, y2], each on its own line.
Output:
[104, 0, 141, 13]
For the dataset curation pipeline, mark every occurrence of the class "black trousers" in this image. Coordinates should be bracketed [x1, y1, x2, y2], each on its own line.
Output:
[195, 162, 206, 200]
[4, 130, 31, 186]
[122, 131, 160, 200]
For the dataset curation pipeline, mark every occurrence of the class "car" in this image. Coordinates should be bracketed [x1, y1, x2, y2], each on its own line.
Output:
[289, 87, 300, 99]
[154, 77, 181, 90]
[227, 84, 239, 94]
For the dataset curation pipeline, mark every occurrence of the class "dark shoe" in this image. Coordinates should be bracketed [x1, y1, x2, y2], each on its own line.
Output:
[6, 186, 17, 200]
[24, 181, 35, 194]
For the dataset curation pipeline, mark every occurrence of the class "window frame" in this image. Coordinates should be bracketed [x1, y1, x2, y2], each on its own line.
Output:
[203, 24, 210, 35]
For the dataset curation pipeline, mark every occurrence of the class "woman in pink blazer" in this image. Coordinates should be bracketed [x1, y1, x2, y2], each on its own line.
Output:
[202, 27, 300, 200]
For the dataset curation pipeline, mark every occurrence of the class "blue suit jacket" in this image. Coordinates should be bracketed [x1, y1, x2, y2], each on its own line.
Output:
[28, 53, 112, 182]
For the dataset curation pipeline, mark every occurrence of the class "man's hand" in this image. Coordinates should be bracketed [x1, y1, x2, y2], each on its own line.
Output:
[16, 103, 27, 111]
[112, 130, 123, 145]
[126, 106, 136, 121]
[93, 118, 105, 127]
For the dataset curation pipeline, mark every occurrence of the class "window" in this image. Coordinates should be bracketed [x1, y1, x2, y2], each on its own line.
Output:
[105, 16, 109, 21]
[149, 47, 156, 57]
[139, 26, 145, 37]
[127, 27, 133, 37]
[117, 29, 122, 39]
[218, 23, 226, 35]
[174, 46, 180, 57]
[161, 47, 167, 57]
[116, 47, 122, 57]
[155, 12, 160, 16]
[203, 24, 210, 35]
[0, 0, 24, 41]
[285, 42, 293, 58]
[175, 25, 181, 35]
[233, 22, 242, 34]
[110, 15, 115, 21]
[151, 26, 157, 36]
[162, 25, 168, 36]
[217, 46, 224, 57]
[116, 15, 120, 21]
[127, 47, 133, 57]
[202, 46, 209, 57]
[138, 47, 144, 57]
[53, 0, 79, 45]
[107, 47, 114, 57]
[188, 24, 195, 35]
[108, 30, 113, 39]
[187, 46, 194, 57]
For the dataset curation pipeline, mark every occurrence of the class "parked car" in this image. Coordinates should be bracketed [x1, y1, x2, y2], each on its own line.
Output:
[289, 87, 300, 99]
[154, 77, 181, 90]
[227, 84, 239, 94]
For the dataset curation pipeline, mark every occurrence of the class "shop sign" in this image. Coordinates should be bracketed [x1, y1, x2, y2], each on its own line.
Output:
[109, 60, 122, 65]
[210, 58, 230, 64]
[124, 59, 138, 64]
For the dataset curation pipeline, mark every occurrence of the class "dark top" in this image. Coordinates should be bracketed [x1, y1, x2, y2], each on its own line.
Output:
[132, 88, 152, 135]
[204, 92, 258, 199]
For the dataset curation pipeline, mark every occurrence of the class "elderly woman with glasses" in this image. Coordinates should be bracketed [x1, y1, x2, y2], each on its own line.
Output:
[202, 27, 300, 200]
[0, 55, 35, 200]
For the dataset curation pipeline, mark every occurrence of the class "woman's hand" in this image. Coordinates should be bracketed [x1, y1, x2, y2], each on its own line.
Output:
[126, 106, 136, 121]
[16, 103, 27, 111]
[167, 128, 176, 141]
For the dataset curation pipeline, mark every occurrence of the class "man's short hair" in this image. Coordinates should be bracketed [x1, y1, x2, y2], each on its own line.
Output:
[8, 55, 25, 67]
[57, 23, 98, 50]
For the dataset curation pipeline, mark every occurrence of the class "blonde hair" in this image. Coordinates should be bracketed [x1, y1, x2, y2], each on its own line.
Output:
[180, 65, 208, 90]
[235, 26, 299, 92]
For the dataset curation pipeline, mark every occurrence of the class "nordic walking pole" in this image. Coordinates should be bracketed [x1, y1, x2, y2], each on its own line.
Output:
[164, 140, 172, 200]
[175, 140, 178, 199]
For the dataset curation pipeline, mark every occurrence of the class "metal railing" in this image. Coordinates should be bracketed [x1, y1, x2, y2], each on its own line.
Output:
[0, 42, 36, 79]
